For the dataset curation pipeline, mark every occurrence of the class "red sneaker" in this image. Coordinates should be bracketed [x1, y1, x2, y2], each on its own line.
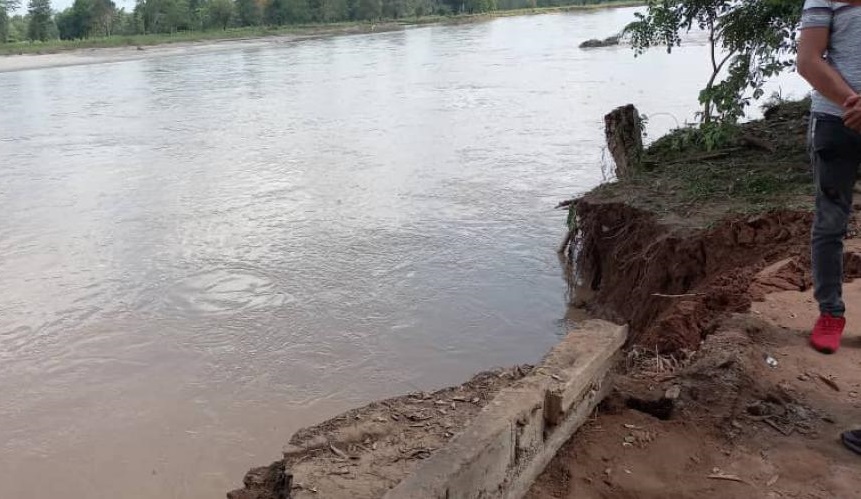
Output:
[810, 314, 846, 354]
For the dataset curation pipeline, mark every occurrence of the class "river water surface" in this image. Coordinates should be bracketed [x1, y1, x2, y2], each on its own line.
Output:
[0, 9, 806, 498]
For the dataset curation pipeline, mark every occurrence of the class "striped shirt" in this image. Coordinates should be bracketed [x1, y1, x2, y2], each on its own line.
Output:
[801, 0, 861, 116]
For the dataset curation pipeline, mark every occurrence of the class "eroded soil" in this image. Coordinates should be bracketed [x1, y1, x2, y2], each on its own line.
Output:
[529, 238, 861, 498]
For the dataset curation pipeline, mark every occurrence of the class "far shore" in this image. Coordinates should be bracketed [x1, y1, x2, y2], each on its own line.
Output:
[0, 2, 641, 73]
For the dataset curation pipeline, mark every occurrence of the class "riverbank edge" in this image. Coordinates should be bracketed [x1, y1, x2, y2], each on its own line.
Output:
[0, 1, 642, 60]
[225, 100, 817, 498]
[227, 320, 627, 499]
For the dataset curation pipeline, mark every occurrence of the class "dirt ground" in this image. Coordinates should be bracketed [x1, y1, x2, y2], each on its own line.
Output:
[231, 101, 860, 498]
[228, 365, 533, 499]
[528, 282, 861, 499]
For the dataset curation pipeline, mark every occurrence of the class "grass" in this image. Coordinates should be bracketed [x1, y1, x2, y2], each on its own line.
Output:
[589, 98, 815, 227]
[0, 0, 643, 56]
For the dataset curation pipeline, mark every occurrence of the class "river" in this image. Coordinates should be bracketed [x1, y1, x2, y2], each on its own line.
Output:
[0, 8, 807, 498]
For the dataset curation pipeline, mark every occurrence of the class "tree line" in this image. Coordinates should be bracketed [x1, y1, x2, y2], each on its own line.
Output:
[0, 0, 613, 42]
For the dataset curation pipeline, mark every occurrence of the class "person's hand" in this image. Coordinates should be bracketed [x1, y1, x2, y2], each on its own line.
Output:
[844, 94, 861, 132]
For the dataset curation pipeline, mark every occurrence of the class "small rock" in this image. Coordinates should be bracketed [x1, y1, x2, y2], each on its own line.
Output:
[665, 385, 681, 400]
[849, 391, 858, 398]
[623, 435, 636, 444]
[764, 355, 779, 368]
[798, 374, 810, 382]
[604, 468, 612, 476]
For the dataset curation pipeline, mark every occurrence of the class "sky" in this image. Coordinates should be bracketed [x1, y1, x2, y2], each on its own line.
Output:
[14, 0, 136, 14]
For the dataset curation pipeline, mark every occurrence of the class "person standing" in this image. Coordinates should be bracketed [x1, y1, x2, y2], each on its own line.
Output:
[797, 0, 861, 454]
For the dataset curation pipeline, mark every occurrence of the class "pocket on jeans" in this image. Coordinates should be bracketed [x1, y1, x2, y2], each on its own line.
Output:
[813, 119, 853, 161]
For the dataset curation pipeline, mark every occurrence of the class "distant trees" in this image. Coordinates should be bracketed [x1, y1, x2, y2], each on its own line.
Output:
[0, 0, 622, 43]
[235, 0, 262, 25]
[354, 0, 379, 19]
[207, 0, 233, 28]
[27, 0, 53, 40]
[0, 0, 21, 42]
[265, 0, 309, 24]
[56, 0, 117, 39]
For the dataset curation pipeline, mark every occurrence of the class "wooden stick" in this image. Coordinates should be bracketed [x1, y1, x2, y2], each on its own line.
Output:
[707, 474, 746, 483]
[558, 228, 575, 253]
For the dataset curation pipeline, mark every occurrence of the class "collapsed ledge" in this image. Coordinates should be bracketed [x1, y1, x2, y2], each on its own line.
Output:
[228, 319, 627, 499]
[385, 319, 627, 499]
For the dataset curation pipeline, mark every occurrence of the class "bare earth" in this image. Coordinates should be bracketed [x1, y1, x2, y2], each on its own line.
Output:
[229, 365, 534, 498]
[0, 22, 408, 73]
[0, 37, 299, 73]
[528, 266, 861, 498]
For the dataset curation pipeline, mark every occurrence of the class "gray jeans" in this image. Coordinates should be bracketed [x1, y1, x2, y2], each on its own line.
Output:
[811, 113, 861, 317]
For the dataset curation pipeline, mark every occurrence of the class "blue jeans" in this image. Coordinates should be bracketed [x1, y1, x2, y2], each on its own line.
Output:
[811, 113, 861, 317]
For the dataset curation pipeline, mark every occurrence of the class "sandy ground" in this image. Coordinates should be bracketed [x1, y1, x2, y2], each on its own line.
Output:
[528, 281, 861, 499]
[0, 37, 300, 73]
[228, 365, 533, 498]
[0, 22, 410, 73]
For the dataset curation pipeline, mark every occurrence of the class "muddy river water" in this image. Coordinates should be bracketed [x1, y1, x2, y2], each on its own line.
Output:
[0, 8, 807, 498]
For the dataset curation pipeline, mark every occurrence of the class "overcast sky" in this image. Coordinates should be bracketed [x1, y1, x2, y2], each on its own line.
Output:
[15, 0, 136, 14]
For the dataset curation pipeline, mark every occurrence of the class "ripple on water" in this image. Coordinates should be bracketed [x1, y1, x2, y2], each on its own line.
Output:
[161, 267, 291, 317]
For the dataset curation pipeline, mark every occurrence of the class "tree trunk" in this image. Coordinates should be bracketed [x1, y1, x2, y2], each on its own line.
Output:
[603, 104, 644, 180]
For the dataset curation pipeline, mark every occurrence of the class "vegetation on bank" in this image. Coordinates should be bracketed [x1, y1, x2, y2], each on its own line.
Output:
[0, 0, 639, 55]
[571, 0, 813, 227]
[590, 97, 813, 228]
[626, 0, 800, 125]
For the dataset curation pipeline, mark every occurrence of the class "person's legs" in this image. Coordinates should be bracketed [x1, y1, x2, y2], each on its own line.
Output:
[810, 114, 861, 353]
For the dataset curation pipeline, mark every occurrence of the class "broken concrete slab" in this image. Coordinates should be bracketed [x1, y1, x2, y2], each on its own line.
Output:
[542, 319, 627, 425]
[384, 320, 627, 499]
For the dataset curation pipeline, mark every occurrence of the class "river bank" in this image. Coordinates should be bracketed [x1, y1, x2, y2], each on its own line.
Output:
[3, 11, 734, 498]
[0, 1, 640, 69]
[228, 100, 861, 497]
[528, 100, 861, 497]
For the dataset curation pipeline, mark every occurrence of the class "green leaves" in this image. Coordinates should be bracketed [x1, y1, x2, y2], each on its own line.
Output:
[27, 0, 53, 40]
[627, 0, 802, 124]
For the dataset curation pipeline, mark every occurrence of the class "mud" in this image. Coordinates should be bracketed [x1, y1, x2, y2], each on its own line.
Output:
[530, 188, 861, 498]
[529, 307, 861, 499]
[572, 200, 824, 352]
[227, 365, 533, 499]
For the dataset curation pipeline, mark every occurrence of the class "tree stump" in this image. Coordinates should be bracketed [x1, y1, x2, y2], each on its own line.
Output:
[604, 104, 644, 180]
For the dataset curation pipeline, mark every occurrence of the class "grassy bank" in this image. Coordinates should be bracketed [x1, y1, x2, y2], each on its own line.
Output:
[0, 0, 641, 56]
[589, 99, 813, 228]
